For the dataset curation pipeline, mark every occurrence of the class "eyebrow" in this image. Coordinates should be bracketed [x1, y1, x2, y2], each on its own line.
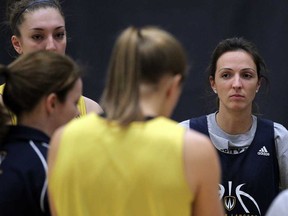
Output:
[29, 26, 65, 31]
[218, 67, 256, 72]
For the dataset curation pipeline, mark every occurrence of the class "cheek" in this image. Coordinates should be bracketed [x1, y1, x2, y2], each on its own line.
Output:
[61, 102, 77, 121]
[22, 42, 44, 53]
[67, 104, 77, 117]
[59, 40, 67, 53]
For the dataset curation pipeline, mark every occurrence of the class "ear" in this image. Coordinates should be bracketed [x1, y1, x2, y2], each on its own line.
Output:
[11, 35, 23, 54]
[166, 74, 182, 98]
[45, 93, 58, 114]
[209, 75, 216, 92]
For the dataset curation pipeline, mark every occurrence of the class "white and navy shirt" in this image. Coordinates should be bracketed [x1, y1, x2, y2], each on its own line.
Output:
[180, 112, 288, 216]
[0, 125, 50, 216]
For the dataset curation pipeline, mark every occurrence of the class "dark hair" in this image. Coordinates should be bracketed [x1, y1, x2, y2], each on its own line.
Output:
[7, 0, 64, 36]
[101, 26, 188, 125]
[1, 50, 81, 118]
[207, 37, 269, 113]
[207, 37, 268, 81]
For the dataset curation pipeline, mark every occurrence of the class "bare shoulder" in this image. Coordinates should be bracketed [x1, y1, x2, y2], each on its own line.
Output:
[183, 129, 224, 215]
[184, 129, 217, 162]
[83, 96, 103, 114]
[183, 129, 220, 186]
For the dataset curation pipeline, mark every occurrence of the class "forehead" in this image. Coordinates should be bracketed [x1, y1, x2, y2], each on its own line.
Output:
[217, 50, 256, 70]
[22, 7, 65, 29]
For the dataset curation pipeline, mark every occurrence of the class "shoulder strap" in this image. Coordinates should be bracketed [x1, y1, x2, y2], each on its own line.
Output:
[189, 116, 209, 136]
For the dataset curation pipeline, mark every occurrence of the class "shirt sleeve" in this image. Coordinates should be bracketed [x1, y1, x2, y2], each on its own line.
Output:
[274, 122, 288, 189]
[179, 120, 190, 128]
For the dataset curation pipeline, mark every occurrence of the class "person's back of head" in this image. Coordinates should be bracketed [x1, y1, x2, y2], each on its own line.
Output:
[101, 26, 188, 125]
[2, 50, 81, 117]
[0, 50, 82, 142]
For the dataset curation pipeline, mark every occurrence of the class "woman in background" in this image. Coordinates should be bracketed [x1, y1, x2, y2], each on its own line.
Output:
[0, 50, 82, 216]
[1, 0, 102, 124]
[180, 37, 288, 215]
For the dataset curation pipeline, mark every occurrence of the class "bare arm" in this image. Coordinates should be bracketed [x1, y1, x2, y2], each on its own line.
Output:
[47, 127, 65, 216]
[183, 129, 224, 216]
[83, 96, 103, 114]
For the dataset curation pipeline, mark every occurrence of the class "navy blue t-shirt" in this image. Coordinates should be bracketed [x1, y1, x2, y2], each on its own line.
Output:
[0, 125, 50, 216]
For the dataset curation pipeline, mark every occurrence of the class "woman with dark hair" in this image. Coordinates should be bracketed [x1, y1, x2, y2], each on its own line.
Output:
[1, 0, 102, 124]
[180, 37, 288, 215]
[0, 50, 82, 216]
[48, 26, 224, 216]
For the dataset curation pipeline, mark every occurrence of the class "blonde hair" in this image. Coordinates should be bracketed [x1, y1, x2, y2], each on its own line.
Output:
[101, 26, 188, 125]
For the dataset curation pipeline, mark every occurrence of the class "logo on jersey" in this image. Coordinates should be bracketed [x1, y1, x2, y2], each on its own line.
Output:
[219, 181, 261, 215]
[257, 146, 270, 156]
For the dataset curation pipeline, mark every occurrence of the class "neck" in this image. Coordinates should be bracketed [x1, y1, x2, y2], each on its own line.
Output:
[18, 110, 52, 137]
[139, 85, 166, 118]
[216, 109, 253, 135]
[140, 97, 162, 118]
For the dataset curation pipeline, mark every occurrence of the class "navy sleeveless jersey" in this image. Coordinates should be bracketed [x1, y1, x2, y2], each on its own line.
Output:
[189, 116, 279, 216]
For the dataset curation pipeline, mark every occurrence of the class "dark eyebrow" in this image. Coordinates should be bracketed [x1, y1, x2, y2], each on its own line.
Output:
[29, 26, 65, 31]
[240, 68, 256, 72]
[218, 67, 256, 73]
[218, 68, 233, 72]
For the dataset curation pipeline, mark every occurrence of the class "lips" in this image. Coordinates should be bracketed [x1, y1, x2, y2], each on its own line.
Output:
[230, 94, 244, 98]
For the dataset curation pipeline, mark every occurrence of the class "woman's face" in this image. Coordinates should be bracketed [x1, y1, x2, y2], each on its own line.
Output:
[12, 7, 66, 55]
[210, 50, 260, 113]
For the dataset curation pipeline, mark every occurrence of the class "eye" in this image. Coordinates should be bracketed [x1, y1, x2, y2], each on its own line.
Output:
[54, 32, 65, 40]
[31, 34, 44, 41]
[242, 73, 253, 79]
[221, 73, 231, 79]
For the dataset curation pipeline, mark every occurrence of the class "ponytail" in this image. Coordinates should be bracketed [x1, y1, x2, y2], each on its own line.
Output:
[101, 26, 187, 126]
[101, 27, 143, 125]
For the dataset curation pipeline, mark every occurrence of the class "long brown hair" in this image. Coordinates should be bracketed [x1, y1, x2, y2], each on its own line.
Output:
[0, 50, 82, 142]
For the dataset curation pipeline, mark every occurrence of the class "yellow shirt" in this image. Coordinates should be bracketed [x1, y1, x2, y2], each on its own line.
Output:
[0, 84, 87, 124]
[49, 114, 193, 216]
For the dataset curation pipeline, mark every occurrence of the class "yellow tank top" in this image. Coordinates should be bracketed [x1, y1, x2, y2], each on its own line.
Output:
[49, 114, 193, 216]
[0, 84, 87, 124]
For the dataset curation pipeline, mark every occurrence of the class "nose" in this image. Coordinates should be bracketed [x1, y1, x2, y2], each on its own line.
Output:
[232, 74, 242, 89]
[45, 36, 57, 51]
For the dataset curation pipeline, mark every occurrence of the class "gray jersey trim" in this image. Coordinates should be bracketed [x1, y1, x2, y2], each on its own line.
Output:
[29, 141, 48, 213]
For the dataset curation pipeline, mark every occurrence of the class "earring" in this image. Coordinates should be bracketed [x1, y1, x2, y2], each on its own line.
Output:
[213, 89, 217, 94]
[256, 89, 259, 93]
